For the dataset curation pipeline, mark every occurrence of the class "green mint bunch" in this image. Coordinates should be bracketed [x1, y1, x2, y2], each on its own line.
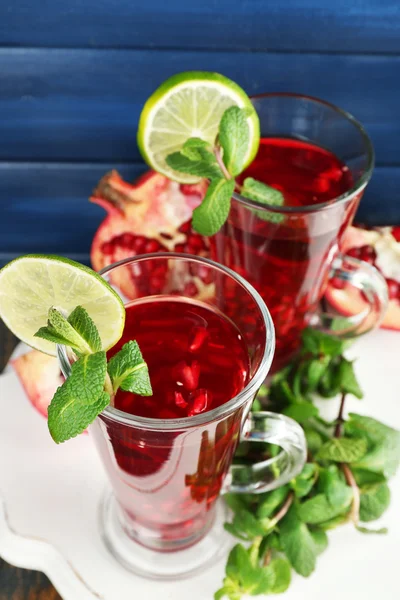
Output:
[166, 106, 284, 236]
[35, 306, 152, 443]
[216, 328, 400, 599]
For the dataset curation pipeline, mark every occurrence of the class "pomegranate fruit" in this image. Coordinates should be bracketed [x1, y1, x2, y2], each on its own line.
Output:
[12, 350, 63, 417]
[325, 225, 400, 331]
[90, 170, 209, 298]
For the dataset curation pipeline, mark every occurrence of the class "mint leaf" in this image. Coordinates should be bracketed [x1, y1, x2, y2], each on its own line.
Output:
[108, 341, 152, 396]
[345, 414, 400, 478]
[241, 177, 284, 224]
[35, 327, 77, 347]
[309, 528, 329, 555]
[297, 493, 351, 525]
[48, 351, 108, 443]
[241, 178, 284, 207]
[305, 357, 330, 392]
[67, 351, 107, 403]
[225, 544, 270, 595]
[280, 504, 317, 577]
[301, 328, 345, 357]
[256, 486, 289, 519]
[352, 469, 386, 486]
[219, 107, 250, 177]
[67, 306, 102, 353]
[290, 463, 317, 498]
[35, 307, 95, 355]
[356, 525, 388, 535]
[181, 137, 212, 160]
[264, 557, 291, 594]
[166, 146, 222, 180]
[359, 483, 390, 522]
[318, 466, 353, 508]
[337, 358, 363, 398]
[316, 437, 368, 463]
[192, 178, 235, 236]
[228, 508, 268, 540]
[304, 427, 324, 454]
[283, 402, 319, 424]
[214, 578, 241, 600]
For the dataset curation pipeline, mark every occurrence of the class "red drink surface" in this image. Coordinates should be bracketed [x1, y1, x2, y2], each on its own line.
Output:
[92, 298, 251, 550]
[108, 297, 250, 419]
[213, 137, 357, 369]
[238, 137, 352, 207]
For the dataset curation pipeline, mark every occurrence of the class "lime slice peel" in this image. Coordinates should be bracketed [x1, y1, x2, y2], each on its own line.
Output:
[0, 255, 125, 356]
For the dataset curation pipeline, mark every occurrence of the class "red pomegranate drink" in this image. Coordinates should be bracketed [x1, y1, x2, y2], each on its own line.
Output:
[213, 135, 358, 368]
[92, 296, 251, 549]
[109, 298, 250, 419]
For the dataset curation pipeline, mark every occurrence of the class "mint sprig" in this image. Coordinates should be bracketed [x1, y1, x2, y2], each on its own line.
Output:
[215, 328, 400, 599]
[165, 105, 283, 236]
[35, 306, 152, 443]
[107, 340, 152, 396]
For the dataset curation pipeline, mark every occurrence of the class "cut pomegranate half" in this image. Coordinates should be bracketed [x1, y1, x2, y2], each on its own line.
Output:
[325, 225, 400, 331]
[12, 350, 64, 417]
[90, 170, 210, 299]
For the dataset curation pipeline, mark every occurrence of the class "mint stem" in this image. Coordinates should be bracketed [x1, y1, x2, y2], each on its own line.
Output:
[104, 372, 115, 405]
[272, 491, 294, 524]
[263, 547, 272, 567]
[334, 393, 361, 525]
[341, 463, 360, 525]
[214, 145, 232, 181]
[334, 392, 347, 438]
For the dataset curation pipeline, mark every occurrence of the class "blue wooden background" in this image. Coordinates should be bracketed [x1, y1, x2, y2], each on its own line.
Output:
[1, 0, 399, 267]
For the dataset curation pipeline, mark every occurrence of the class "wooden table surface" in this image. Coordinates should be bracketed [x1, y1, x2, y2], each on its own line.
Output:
[0, 320, 62, 600]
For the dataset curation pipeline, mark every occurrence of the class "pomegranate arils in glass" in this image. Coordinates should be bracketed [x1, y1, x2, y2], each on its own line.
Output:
[188, 389, 210, 416]
[387, 278, 400, 300]
[174, 391, 188, 409]
[189, 326, 209, 352]
[109, 298, 250, 420]
[173, 360, 201, 391]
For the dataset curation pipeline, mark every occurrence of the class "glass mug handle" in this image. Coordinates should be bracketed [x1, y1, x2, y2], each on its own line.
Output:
[224, 412, 307, 494]
[315, 253, 388, 338]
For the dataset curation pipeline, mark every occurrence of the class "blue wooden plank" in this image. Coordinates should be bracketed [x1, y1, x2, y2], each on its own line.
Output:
[0, 163, 398, 264]
[0, 49, 399, 165]
[0, 0, 400, 53]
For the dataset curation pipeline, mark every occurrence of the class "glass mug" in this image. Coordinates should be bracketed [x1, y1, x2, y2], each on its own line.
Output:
[58, 254, 306, 579]
[211, 93, 388, 371]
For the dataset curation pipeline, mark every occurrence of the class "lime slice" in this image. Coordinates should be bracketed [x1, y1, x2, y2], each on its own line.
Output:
[0, 255, 125, 356]
[137, 71, 260, 183]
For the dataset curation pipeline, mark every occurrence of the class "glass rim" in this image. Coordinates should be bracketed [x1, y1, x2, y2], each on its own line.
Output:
[232, 91, 375, 215]
[58, 253, 275, 431]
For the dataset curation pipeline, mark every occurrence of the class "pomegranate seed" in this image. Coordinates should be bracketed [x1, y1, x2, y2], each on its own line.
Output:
[187, 235, 204, 252]
[180, 184, 202, 198]
[392, 227, 400, 242]
[188, 389, 210, 416]
[173, 360, 200, 390]
[347, 247, 362, 259]
[145, 239, 161, 253]
[178, 220, 191, 234]
[133, 236, 147, 253]
[387, 278, 400, 300]
[101, 241, 113, 254]
[359, 244, 376, 264]
[175, 244, 185, 253]
[150, 276, 166, 293]
[189, 326, 208, 352]
[183, 282, 198, 297]
[174, 391, 188, 409]
[330, 276, 346, 290]
[197, 264, 214, 284]
[120, 233, 135, 248]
